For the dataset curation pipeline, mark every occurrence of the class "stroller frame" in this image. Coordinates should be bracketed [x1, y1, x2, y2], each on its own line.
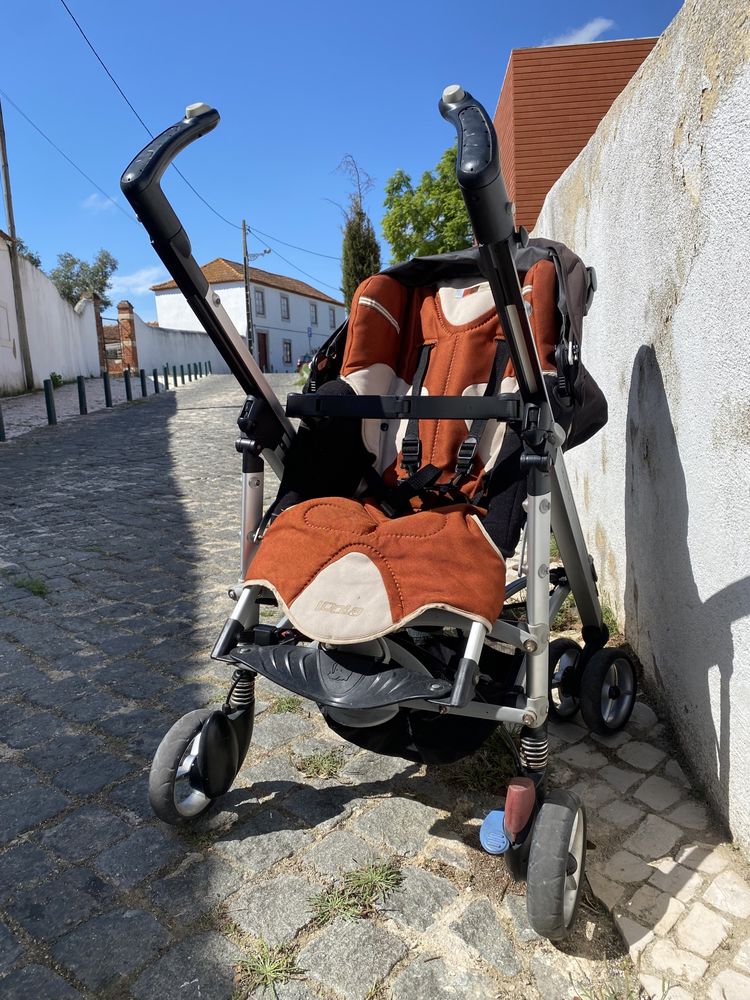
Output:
[122, 88, 634, 941]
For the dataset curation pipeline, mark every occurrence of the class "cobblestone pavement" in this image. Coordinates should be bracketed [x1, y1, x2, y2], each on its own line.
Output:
[1, 374, 749, 1000]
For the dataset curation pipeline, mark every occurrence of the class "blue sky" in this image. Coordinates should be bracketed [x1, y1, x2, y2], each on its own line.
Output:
[2, 1, 682, 319]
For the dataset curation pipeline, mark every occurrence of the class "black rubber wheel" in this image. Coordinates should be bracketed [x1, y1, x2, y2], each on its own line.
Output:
[548, 638, 582, 721]
[526, 789, 587, 941]
[149, 709, 215, 826]
[504, 836, 532, 882]
[579, 647, 637, 735]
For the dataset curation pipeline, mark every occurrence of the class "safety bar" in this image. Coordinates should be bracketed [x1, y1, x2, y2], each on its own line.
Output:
[120, 103, 294, 475]
[439, 86, 550, 406]
[286, 393, 523, 421]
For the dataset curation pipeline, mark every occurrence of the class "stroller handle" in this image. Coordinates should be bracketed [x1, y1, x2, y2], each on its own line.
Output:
[439, 86, 515, 246]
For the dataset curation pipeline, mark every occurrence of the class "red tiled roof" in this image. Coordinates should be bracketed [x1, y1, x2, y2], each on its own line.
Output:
[150, 257, 343, 306]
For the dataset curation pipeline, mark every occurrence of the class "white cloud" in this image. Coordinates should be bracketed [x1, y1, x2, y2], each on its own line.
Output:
[109, 266, 168, 298]
[544, 17, 615, 46]
[81, 192, 118, 212]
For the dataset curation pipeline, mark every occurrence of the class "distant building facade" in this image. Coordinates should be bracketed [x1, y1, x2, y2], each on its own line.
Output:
[151, 259, 346, 372]
[494, 38, 657, 230]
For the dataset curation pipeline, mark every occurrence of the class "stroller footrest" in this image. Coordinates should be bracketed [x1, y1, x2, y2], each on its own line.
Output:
[230, 644, 451, 709]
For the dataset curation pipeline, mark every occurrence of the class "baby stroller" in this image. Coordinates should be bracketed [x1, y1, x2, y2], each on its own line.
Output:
[121, 86, 637, 942]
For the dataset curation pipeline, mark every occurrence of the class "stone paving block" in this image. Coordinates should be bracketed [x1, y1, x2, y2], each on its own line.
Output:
[149, 855, 246, 922]
[0, 783, 71, 845]
[6, 867, 114, 941]
[39, 805, 132, 862]
[107, 770, 152, 822]
[634, 775, 683, 811]
[131, 931, 242, 1000]
[600, 764, 643, 793]
[422, 832, 472, 871]
[252, 712, 316, 750]
[0, 841, 59, 901]
[640, 973, 694, 1000]
[601, 850, 653, 884]
[623, 815, 683, 860]
[664, 759, 690, 787]
[228, 874, 316, 944]
[547, 719, 587, 743]
[25, 731, 105, 774]
[558, 743, 607, 769]
[613, 910, 653, 962]
[250, 983, 316, 1000]
[708, 969, 750, 999]
[704, 869, 750, 918]
[52, 908, 170, 990]
[532, 954, 579, 1000]
[0, 920, 22, 970]
[97, 706, 172, 757]
[676, 900, 731, 958]
[587, 870, 625, 912]
[304, 829, 377, 878]
[51, 751, 133, 796]
[0, 964, 83, 999]
[668, 800, 710, 831]
[298, 918, 408, 1000]
[239, 750, 300, 801]
[391, 956, 498, 1000]
[599, 799, 645, 830]
[215, 809, 312, 872]
[616, 741, 667, 771]
[591, 729, 631, 748]
[342, 749, 419, 784]
[648, 859, 703, 902]
[2, 709, 69, 749]
[353, 797, 445, 856]
[735, 936, 750, 972]
[377, 864, 457, 931]
[629, 701, 659, 734]
[449, 898, 522, 976]
[676, 844, 729, 875]
[282, 782, 352, 832]
[568, 780, 616, 810]
[94, 825, 182, 887]
[57, 688, 130, 725]
[626, 884, 685, 935]
[504, 891, 541, 941]
[645, 938, 708, 983]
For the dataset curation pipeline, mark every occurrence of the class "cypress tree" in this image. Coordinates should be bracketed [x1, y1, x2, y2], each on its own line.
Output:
[338, 156, 381, 309]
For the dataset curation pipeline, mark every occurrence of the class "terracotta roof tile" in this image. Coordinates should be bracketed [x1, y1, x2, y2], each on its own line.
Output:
[150, 257, 343, 306]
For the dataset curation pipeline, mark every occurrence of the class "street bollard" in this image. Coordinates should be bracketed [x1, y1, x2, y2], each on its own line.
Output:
[103, 370, 113, 408]
[140, 368, 148, 397]
[124, 369, 133, 402]
[43, 379, 57, 425]
[208, 360, 212, 374]
[198, 362, 203, 377]
[180, 364, 185, 385]
[193, 363, 198, 379]
[77, 376, 88, 415]
[152, 368, 160, 393]
[187, 365, 192, 382]
[0, 399, 6, 442]
[172, 365, 177, 387]
[163, 364, 170, 390]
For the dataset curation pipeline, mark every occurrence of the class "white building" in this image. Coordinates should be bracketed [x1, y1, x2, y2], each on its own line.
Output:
[151, 259, 346, 373]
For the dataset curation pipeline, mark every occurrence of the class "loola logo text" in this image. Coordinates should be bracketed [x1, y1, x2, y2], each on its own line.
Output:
[315, 600, 364, 618]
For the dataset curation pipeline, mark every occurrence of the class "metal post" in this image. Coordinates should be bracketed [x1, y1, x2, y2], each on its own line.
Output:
[43, 379, 57, 425]
[140, 368, 148, 396]
[163, 364, 170, 389]
[193, 363, 198, 380]
[77, 375, 87, 415]
[198, 361, 203, 377]
[242, 219, 255, 358]
[180, 364, 185, 384]
[153, 368, 160, 393]
[207, 360, 212, 374]
[187, 365, 192, 382]
[103, 370, 113, 408]
[172, 365, 177, 386]
[124, 369, 132, 401]
[0, 399, 6, 442]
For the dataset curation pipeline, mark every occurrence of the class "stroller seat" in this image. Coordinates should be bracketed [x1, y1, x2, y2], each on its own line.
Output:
[245, 259, 561, 644]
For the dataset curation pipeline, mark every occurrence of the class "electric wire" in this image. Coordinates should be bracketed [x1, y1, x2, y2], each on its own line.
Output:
[58, 0, 344, 280]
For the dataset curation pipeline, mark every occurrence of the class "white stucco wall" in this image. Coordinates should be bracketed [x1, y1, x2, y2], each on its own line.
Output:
[132, 312, 229, 376]
[154, 280, 346, 373]
[0, 241, 99, 394]
[534, 0, 750, 844]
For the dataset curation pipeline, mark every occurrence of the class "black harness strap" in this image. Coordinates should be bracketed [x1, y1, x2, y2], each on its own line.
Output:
[452, 338, 509, 486]
[400, 343, 433, 476]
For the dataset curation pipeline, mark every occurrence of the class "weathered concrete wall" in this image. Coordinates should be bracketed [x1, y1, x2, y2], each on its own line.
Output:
[131, 311, 229, 376]
[535, 0, 750, 844]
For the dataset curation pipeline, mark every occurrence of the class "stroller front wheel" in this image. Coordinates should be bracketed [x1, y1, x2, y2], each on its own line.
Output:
[149, 709, 215, 825]
[579, 647, 637, 734]
[526, 789, 586, 941]
[548, 638, 582, 721]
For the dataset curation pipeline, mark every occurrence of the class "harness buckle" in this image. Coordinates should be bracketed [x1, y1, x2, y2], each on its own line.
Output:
[453, 435, 479, 484]
[400, 436, 422, 473]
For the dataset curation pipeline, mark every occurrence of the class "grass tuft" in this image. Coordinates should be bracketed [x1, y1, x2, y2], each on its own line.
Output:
[295, 748, 345, 780]
[309, 859, 403, 926]
[235, 941, 304, 996]
[7, 574, 49, 598]
[601, 601, 619, 636]
[268, 694, 303, 715]
[446, 728, 518, 795]
[571, 967, 674, 999]
[550, 532, 561, 560]
[553, 593, 580, 632]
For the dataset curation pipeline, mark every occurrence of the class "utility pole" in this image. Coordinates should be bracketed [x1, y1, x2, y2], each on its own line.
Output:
[242, 219, 255, 358]
[0, 98, 33, 391]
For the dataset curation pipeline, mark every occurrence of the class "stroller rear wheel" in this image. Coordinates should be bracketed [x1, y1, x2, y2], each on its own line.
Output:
[548, 638, 582, 721]
[149, 709, 216, 825]
[579, 647, 637, 734]
[526, 789, 586, 941]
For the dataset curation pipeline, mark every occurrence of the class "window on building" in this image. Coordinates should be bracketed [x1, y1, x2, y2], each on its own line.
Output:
[282, 339, 292, 364]
[280, 294, 290, 321]
[310, 302, 318, 325]
[329, 306, 336, 329]
[254, 289, 265, 316]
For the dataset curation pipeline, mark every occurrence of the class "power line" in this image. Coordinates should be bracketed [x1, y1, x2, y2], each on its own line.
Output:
[249, 225, 341, 261]
[0, 87, 136, 224]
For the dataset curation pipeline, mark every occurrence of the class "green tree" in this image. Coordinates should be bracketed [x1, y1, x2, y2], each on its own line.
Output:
[339, 156, 381, 310]
[49, 248, 118, 308]
[13, 238, 42, 269]
[382, 145, 472, 263]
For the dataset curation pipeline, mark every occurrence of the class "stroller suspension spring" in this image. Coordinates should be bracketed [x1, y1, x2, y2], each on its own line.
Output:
[227, 669, 256, 710]
[519, 733, 548, 771]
